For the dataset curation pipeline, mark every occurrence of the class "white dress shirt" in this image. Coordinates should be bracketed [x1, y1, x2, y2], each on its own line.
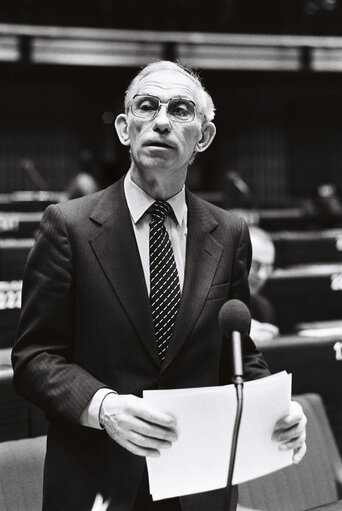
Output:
[80, 171, 188, 429]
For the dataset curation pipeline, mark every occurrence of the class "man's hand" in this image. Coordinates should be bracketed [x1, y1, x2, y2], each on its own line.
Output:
[272, 400, 307, 464]
[100, 393, 178, 457]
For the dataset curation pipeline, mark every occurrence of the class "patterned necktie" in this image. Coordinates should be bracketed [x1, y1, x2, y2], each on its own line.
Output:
[150, 201, 181, 361]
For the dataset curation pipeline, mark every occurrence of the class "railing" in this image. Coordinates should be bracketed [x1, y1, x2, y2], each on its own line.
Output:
[2, 23, 342, 70]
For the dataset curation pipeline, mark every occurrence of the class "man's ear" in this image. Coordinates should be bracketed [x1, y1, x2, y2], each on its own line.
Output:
[196, 122, 216, 153]
[115, 114, 130, 147]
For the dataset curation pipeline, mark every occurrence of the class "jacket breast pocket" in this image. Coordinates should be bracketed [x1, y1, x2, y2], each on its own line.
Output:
[207, 283, 230, 302]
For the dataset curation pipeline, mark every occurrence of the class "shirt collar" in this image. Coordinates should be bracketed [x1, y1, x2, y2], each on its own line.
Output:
[124, 171, 187, 227]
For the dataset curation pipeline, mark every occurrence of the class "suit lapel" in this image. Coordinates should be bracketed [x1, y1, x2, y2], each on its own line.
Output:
[88, 180, 223, 371]
[162, 191, 223, 372]
[89, 178, 160, 367]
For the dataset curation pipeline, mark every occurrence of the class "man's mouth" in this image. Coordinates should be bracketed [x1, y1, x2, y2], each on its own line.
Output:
[144, 141, 173, 149]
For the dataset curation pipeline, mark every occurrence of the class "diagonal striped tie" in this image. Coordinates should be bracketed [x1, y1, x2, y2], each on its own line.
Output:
[150, 201, 181, 362]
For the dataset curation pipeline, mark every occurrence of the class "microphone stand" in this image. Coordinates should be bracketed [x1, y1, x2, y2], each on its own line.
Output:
[225, 332, 244, 511]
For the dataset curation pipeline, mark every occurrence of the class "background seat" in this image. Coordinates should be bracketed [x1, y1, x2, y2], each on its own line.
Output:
[261, 336, 342, 456]
[0, 435, 46, 511]
[0, 349, 48, 441]
[238, 393, 342, 511]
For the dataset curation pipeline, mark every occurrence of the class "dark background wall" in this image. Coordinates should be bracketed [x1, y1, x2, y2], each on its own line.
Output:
[1, 62, 342, 210]
[0, 0, 341, 35]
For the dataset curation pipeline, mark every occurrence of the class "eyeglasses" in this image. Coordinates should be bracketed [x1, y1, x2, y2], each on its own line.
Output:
[251, 260, 274, 276]
[130, 94, 197, 123]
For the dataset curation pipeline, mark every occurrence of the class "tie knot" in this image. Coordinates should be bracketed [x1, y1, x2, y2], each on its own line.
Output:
[150, 201, 172, 224]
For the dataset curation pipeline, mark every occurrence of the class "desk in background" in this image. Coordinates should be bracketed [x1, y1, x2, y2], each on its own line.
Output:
[272, 229, 342, 266]
[264, 263, 342, 331]
[261, 330, 342, 455]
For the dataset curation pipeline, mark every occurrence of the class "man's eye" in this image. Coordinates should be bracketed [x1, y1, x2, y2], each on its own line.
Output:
[139, 101, 157, 111]
[170, 101, 193, 118]
[173, 107, 188, 117]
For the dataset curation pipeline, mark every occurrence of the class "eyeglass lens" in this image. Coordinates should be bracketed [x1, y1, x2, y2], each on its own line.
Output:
[131, 95, 195, 122]
[251, 260, 274, 275]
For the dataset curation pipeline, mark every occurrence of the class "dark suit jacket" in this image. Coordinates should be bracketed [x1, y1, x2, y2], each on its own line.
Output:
[12, 176, 270, 511]
[250, 293, 278, 326]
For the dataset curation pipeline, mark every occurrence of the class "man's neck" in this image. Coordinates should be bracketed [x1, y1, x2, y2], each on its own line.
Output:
[129, 167, 185, 200]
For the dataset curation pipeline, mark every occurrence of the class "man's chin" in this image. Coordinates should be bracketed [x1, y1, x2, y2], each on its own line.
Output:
[250, 282, 263, 295]
[134, 155, 173, 171]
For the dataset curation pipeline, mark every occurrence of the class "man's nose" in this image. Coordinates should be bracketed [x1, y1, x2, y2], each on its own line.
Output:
[153, 105, 171, 132]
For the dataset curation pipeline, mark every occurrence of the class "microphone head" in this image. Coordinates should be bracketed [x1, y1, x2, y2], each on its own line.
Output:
[218, 299, 251, 336]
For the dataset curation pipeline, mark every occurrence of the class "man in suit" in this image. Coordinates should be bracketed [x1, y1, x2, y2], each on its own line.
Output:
[12, 61, 306, 511]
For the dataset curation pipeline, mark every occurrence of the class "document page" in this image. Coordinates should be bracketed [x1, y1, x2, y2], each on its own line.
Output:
[143, 371, 292, 501]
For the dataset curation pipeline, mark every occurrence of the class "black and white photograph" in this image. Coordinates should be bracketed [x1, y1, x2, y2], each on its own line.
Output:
[0, 2, 342, 510]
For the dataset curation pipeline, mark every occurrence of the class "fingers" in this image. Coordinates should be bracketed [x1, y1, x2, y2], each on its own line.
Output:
[105, 422, 175, 457]
[128, 414, 177, 439]
[272, 420, 306, 444]
[277, 431, 306, 451]
[131, 398, 177, 429]
[274, 400, 307, 431]
[272, 401, 307, 461]
[128, 430, 174, 452]
[101, 394, 178, 458]
[106, 424, 171, 457]
[107, 413, 177, 449]
[293, 443, 307, 464]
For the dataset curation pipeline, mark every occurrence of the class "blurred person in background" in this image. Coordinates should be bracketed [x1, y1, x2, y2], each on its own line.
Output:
[12, 61, 305, 511]
[65, 171, 100, 199]
[249, 225, 279, 344]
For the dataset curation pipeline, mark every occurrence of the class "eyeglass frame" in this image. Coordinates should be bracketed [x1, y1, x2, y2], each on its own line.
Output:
[128, 94, 201, 123]
[250, 260, 274, 277]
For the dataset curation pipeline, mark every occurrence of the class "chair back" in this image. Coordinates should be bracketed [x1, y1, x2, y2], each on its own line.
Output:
[0, 435, 46, 511]
[238, 393, 342, 511]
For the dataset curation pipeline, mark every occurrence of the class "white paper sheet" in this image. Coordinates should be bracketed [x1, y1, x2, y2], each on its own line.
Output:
[143, 371, 292, 501]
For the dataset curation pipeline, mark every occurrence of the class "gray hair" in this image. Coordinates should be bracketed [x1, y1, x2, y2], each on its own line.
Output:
[124, 60, 216, 123]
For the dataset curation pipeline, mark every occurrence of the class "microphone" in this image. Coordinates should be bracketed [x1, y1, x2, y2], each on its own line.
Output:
[225, 170, 253, 208]
[20, 158, 49, 190]
[218, 299, 251, 381]
[218, 299, 251, 509]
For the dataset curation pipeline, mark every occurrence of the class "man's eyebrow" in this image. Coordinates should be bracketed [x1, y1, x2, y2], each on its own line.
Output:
[172, 96, 194, 101]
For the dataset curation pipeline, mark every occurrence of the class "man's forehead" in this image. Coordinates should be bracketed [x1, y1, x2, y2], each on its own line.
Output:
[133, 70, 199, 99]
